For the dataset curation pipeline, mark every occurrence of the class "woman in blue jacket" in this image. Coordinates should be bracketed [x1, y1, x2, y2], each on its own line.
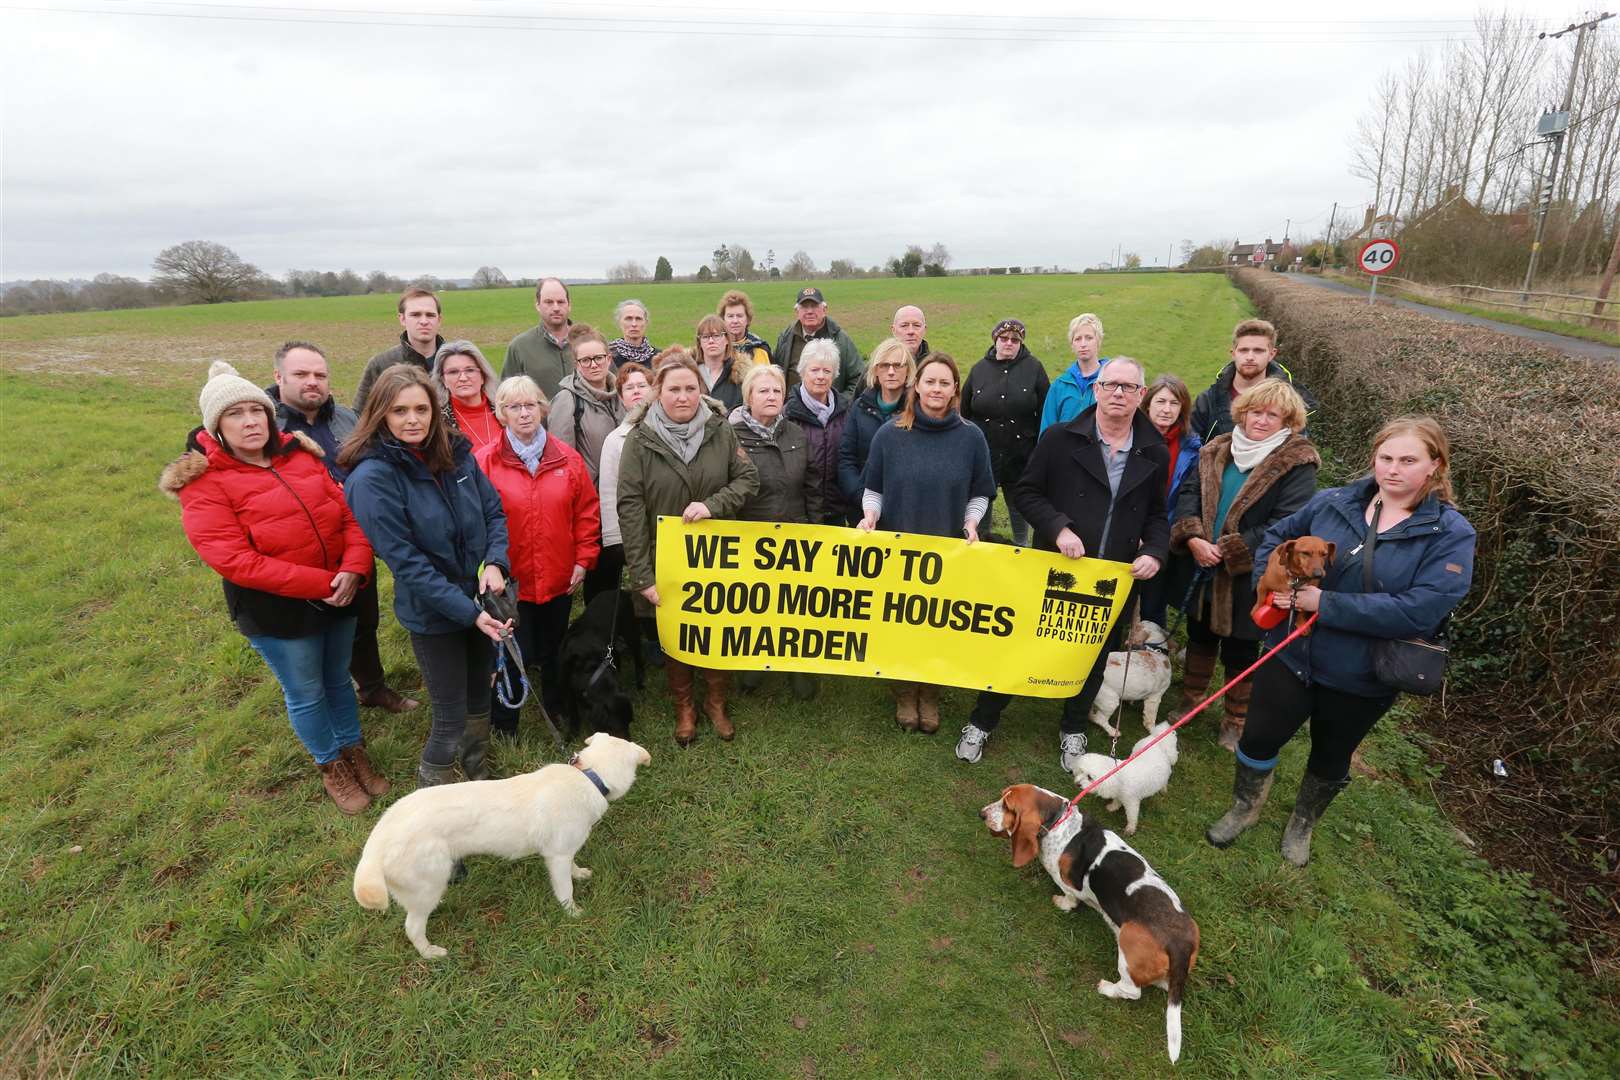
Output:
[340, 365, 512, 787]
[1038, 312, 1107, 434]
[1206, 417, 1475, 866]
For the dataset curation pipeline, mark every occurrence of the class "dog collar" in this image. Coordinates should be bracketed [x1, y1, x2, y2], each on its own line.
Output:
[570, 756, 611, 798]
[1136, 641, 1171, 656]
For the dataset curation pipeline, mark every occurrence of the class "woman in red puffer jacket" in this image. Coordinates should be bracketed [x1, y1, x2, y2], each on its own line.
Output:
[161, 361, 386, 815]
[474, 374, 601, 736]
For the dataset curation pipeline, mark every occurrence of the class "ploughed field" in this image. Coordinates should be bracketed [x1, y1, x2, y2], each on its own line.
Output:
[2, 273, 1614, 1077]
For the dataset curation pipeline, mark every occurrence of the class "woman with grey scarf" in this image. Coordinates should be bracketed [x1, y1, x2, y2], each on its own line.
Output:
[729, 364, 823, 700]
[784, 338, 853, 525]
[617, 358, 758, 747]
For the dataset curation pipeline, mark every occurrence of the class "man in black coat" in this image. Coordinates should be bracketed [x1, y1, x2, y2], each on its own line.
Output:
[955, 357, 1170, 771]
[1188, 318, 1317, 442]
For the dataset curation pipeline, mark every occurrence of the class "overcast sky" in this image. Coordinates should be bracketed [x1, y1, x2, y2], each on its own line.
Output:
[1, 0, 1554, 281]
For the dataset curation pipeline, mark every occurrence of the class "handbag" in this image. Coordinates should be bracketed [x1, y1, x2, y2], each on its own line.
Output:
[1362, 500, 1450, 696]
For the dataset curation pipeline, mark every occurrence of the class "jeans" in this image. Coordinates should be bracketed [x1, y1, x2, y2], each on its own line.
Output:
[491, 594, 572, 734]
[1237, 662, 1396, 780]
[248, 617, 362, 765]
[969, 587, 1134, 735]
[409, 627, 495, 768]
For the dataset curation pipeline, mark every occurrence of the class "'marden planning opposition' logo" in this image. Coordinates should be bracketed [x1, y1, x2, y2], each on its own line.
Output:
[1034, 569, 1117, 645]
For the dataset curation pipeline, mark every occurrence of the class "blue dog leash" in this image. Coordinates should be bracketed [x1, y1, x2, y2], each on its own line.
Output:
[492, 631, 531, 711]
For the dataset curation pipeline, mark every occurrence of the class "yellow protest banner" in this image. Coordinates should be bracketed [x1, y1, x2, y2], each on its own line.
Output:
[653, 518, 1135, 698]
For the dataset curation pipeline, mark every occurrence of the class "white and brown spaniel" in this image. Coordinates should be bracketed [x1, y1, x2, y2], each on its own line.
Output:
[981, 783, 1200, 1064]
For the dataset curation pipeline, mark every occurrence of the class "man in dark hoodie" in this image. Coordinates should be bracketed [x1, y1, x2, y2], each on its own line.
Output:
[775, 287, 864, 395]
[269, 340, 420, 714]
[890, 304, 931, 365]
[353, 287, 445, 414]
[1189, 318, 1317, 442]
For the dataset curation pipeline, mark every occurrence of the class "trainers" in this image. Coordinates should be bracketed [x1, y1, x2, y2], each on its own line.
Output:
[1059, 732, 1088, 773]
[956, 723, 990, 763]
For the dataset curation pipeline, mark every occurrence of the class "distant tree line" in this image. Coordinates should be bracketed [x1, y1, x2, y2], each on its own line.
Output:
[2, 241, 531, 317]
[605, 242, 953, 285]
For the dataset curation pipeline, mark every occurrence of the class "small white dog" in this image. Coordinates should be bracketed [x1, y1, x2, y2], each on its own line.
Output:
[1089, 619, 1175, 738]
[353, 732, 651, 959]
[1071, 723, 1179, 835]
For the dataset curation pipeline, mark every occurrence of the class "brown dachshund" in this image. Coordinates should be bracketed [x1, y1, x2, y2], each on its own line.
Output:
[1251, 537, 1336, 635]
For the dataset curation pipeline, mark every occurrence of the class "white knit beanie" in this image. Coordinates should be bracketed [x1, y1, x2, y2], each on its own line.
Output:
[199, 360, 277, 436]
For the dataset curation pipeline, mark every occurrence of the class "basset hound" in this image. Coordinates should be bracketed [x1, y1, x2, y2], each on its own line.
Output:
[981, 783, 1200, 1063]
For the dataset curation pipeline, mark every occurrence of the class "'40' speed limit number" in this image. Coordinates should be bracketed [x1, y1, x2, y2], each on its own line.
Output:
[1358, 239, 1400, 275]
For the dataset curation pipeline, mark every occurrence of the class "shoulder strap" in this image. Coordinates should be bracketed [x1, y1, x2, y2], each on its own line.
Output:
[574, 386, 586, 435]
[1362, 498, 1380, 592]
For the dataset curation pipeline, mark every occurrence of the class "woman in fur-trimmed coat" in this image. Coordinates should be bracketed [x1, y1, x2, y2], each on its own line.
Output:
[1168, 378, 1319, 750]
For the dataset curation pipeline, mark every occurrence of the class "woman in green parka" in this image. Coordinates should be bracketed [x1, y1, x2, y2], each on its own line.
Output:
[618, 355, 759, 747]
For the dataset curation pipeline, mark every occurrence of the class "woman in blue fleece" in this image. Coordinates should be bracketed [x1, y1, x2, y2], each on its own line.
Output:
[1205, 416, 1475, 867]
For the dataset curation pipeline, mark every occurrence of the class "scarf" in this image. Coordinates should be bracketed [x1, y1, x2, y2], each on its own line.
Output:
[609, 338, 656, 367]
[799, 383, 834, 426]
[729, 404, 784, 441]
[507, 427, 547, 475]
[1231, 426, 1292, 471]
[645, 399, 712, 464]
[1163, 427, 1182, 496]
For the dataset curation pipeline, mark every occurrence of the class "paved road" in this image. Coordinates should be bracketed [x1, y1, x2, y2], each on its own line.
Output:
[1287, 273, 1620, 363]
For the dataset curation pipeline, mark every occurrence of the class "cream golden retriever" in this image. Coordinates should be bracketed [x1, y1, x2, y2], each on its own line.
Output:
[353, 732, 651, 959]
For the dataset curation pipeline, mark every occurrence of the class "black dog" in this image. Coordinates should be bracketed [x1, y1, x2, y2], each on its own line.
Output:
[555, 589, 643, 742]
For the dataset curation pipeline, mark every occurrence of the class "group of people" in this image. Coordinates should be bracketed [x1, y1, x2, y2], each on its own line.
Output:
[166, 283, 1475, 869]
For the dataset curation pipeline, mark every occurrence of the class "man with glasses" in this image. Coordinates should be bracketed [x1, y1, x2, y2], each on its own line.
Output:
[502, 277, 574, 400]
[353, 286, 445, 413]
[774, 286, 864, 395]
[955, 357, 1169, 770]
[270, 340, 420, 715]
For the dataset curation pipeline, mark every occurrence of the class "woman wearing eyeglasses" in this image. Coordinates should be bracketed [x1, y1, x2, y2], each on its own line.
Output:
[961, 318, 1049, 547]
[839, 337, 916, 511]
[547, 324, 625, 483]
[432, 341, 503, 452]
[693, 313, 744, 413]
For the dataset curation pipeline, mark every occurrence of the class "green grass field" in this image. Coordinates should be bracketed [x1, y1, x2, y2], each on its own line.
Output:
[2, 275, 1615, 1077]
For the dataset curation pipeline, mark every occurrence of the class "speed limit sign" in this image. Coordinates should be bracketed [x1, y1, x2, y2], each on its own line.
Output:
[1358, 239, 1400, 275]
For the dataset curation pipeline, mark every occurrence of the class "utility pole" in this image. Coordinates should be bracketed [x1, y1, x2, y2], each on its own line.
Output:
[1323, 202, 1338, 269]
[1521, 11, 1616, 300]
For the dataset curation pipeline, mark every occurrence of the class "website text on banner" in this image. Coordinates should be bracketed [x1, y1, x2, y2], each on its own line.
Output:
[654, 518, 1135, 698]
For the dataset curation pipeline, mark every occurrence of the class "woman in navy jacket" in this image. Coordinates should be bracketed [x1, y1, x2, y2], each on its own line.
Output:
[340, 365, 512, 787]
[1206, 416, 1475, 867]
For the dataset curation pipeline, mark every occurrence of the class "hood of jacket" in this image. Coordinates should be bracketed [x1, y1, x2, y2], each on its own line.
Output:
[158, 426, 323, 497]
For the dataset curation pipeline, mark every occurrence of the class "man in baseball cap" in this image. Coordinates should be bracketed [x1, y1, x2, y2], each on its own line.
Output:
[774, 286, 864, 394]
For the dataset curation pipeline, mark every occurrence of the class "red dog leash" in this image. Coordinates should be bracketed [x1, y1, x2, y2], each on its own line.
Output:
[1046, 613, 1319, 833]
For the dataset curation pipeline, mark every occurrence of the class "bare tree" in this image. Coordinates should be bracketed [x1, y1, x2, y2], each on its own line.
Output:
[607, 261, 650, 284]
[783, 250, 817, 278]
[1350, 72, 1398, 226]
[472, 266, 510, 288]
[925, 242, 952, 271]
[152, 240, 263, 303]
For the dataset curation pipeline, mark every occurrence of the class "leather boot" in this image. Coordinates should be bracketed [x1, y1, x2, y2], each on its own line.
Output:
[1205, 759, 1275, 848]
[1218, 680, 1252, 752]
[666, 659, 698, 746]
[1281, 772, 1350, 867]
[892, 681, 920, 732]
[703, 669, 734, 741]
[460, 712, 492, 781]
[319, 757, 370, 814]
[340, 742, 390, 797]
[916, 685, 941, 734]
[1180, 638, 1218, 712]
[416, 759, 457, 788]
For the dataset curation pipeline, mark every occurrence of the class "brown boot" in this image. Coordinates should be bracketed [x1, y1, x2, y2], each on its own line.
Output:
[703, 669, 734, 741]
[667, 659, 698, 746]
[340, 742, 390, 797]
[892, 681, 920, 732]
[917, 685, 941, 734]
[1219, 680, 1252, 752]
[318, 757, 370, 815]
[1180, 638, 1218, 712]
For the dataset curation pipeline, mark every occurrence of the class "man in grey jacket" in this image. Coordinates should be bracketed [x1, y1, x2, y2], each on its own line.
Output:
[352, 286, 445, 413]
[501, 276, 574, 400]
[270, 340, 420, 715]
[774, 287, 864, 395]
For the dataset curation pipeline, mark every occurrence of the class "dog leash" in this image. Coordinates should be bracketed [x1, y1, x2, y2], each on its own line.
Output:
[1045, 612, 1319, 835]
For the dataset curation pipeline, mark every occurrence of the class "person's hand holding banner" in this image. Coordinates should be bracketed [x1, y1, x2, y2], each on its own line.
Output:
[654, 518, 1134, 697]
[1055, 527, 1086, 559]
